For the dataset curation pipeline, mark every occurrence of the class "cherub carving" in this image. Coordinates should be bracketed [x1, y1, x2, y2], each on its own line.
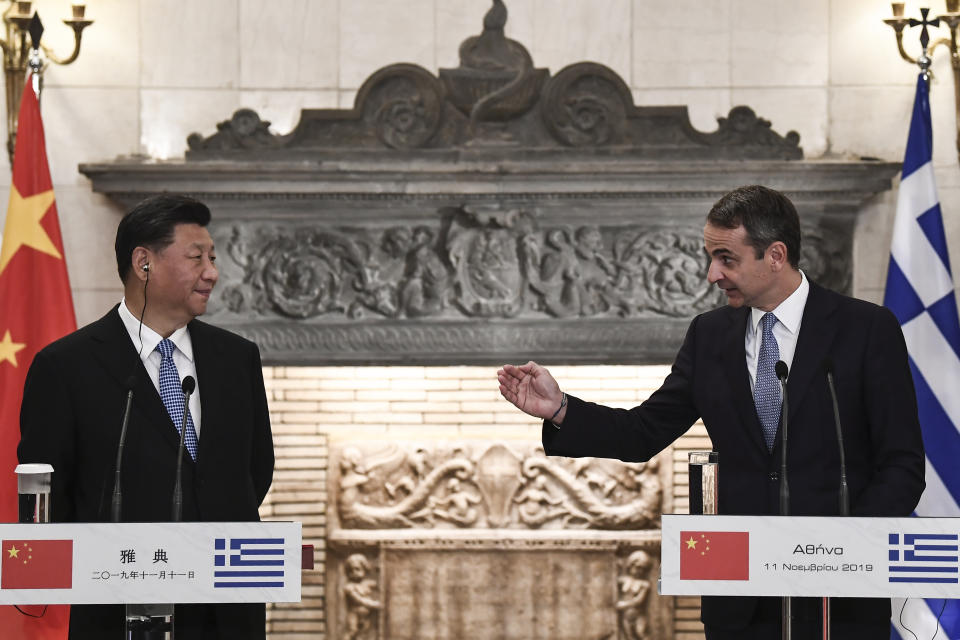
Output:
[617, 550, 652, 640]
[343, 554, 380, 640]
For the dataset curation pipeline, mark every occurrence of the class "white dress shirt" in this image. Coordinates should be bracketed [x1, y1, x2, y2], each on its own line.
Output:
[118, 298, 202, 436]
[745, 270, 809, 395]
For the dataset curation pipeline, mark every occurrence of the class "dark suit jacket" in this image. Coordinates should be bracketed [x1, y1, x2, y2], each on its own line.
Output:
[544, 282, 925, 631]
[18, 306, 275, 640]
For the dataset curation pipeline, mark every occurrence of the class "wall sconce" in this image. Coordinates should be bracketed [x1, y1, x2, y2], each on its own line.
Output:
[1, 1, 93, 164]
[884, 1, 960, 161]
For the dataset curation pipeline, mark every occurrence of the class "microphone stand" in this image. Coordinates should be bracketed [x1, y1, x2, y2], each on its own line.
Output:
[171, 376, 194, 522]
[822, 364, 850, 640]
[111, 377, 136, 523]
[775, 361, 791, 640]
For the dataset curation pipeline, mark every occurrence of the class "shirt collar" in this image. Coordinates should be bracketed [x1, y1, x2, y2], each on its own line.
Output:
[750, 270, 809, 336]
[118, 298, 194, 362]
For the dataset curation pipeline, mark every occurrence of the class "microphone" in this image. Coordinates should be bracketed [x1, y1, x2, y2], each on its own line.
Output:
[823, 359, 850, 516]
[110, 375, 138, 523]
[775, 361, 790, 517]
[171, 376, 195, 522]
[774, 360, 793, 639]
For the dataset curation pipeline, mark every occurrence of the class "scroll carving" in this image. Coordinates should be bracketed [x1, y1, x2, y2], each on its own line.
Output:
[701, 106, 801, 150]
[359, 64, 445, 150]
[185, 0, 801, 158]
[540, 63, 632, 147]
[333, 443, 663, 531]
[187, 108, 284, 152]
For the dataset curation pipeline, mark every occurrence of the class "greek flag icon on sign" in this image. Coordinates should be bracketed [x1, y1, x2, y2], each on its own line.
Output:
[888, 533, 959, 584]
[214, 538, 285, 588]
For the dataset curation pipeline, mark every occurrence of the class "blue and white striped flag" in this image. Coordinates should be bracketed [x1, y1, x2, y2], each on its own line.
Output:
[886, 74, 960, 639]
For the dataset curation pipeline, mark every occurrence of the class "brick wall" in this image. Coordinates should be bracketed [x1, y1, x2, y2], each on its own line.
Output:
[259, 364, 710, 640]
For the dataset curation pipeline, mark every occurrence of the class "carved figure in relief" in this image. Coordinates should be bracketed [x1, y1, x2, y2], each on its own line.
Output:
[574, 226, 616, 314]
[536, 229, 583, 318]
[339, 451, 474, 528]
[513, 473, 567, 527]
[617, 550, 652, 640]
[385, 446, 430, 499]
[343, 554, 380, 640]
[399, 226, 450, 317]
[431, 477, 481, 526]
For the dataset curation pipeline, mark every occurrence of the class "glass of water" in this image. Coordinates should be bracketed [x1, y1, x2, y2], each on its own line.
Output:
[688, 451, 718, 515]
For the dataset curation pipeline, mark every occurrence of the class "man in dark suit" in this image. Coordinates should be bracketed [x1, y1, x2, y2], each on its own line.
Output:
[18, 195, 275, 639]
[498, 185, 925, 639]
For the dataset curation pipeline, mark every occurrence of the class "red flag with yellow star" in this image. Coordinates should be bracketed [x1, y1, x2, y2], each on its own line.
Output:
[0, 76, 73, 636]
[680, 530, 750, 580]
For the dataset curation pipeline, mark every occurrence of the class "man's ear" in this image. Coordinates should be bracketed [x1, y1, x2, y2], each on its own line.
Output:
[766, 241, 788, 271]
[131, 247, 151, 282]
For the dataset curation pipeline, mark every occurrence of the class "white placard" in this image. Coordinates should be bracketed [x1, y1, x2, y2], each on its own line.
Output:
[0, 521, 301, 604]
[661, 515, 960, 598]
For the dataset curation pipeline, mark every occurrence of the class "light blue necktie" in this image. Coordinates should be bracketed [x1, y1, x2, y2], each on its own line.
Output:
[156, 338, 198, 461]
[754, 312, 781, 451]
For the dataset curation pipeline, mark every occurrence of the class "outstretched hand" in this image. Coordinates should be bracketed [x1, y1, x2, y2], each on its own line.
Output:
[496, 361, 565, 422]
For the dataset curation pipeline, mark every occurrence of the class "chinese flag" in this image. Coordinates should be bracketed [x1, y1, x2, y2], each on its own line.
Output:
[0, 76, 74, 635]
[680, 530, 750, 580]
[1, 540, 72, 589]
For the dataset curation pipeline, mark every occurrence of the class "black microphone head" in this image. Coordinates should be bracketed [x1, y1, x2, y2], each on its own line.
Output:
[775, 360, 789, 381]
[181, 376, 196, 394]
[124, 375, 137, 391]
[822, 357, 835, 375]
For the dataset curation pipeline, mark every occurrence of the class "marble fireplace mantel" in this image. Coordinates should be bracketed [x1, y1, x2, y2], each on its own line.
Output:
[78, 157, 898, 366]
[78, 0, 899, 366]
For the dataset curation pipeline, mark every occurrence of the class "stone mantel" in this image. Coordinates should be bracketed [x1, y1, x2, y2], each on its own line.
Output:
[77, 0, 900, 366]
[79, 157, 899, 366]
[79, 157, 897, 202]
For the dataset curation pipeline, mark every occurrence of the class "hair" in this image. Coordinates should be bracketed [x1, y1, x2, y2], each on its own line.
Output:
[706, 185, 801, 268]
[115, 194, 212, 282]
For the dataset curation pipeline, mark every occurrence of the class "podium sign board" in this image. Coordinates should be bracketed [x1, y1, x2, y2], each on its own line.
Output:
[661, 515, 960, 598]
[0, 521, 301, 605]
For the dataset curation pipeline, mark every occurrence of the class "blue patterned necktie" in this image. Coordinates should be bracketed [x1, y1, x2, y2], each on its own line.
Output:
[156, 338, 198, 461]
[754, 312, 782, 451]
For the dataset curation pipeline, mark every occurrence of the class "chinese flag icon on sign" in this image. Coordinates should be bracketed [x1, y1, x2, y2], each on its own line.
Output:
[680, 531, 749, 580]
[1, 539, 73, 589]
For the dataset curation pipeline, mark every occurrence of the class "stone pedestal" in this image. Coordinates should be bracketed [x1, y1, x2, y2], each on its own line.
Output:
[327, 441, 670, 640]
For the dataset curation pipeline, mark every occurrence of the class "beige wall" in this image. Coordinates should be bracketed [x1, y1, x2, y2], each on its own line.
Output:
[0, 0, 953, 324]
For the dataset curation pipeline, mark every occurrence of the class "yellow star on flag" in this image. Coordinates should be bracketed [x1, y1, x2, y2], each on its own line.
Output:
[0, 329, 26, 367]
[685, 536, 698, 550]
[0, 184, 58, 276]
[6, 544, 19, 558]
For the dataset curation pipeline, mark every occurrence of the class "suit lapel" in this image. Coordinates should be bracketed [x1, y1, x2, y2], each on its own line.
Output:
[719, 306, 770, 455]
[189, 320, 222, 467]
[88, 306, 182, 452]
[786, 282, 840, 424]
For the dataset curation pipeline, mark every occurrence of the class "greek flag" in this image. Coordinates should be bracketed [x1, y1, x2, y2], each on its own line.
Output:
[887, 75, 960, 639]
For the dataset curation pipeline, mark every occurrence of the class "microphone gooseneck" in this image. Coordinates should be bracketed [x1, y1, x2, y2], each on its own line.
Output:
[823, 358, 850, 517]
[774, 360, 792, 640]
[110, 375, 138, 523]
[171, 375, 196, 522]
[775, 360, 789, 517]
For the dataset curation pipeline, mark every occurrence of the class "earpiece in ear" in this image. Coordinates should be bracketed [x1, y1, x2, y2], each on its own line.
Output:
[142, 264, 150, 272]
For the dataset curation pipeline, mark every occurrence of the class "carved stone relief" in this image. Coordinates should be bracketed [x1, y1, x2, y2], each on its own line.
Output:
[185, 1, 800, 159]
[205, 205, 849, 327]
[326, 441, 670, 640]
[332, 442, 662, 531]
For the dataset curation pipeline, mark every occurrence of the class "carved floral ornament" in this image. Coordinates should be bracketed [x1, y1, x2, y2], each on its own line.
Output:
[332, 442, 663, 531]
[208, 204, 849, 323]
[186, 0, 801, 158]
